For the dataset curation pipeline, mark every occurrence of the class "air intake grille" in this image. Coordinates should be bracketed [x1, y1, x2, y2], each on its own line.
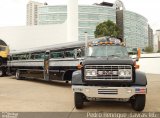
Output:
[98, 89, 118, 94]
[85, 65, 132, 81]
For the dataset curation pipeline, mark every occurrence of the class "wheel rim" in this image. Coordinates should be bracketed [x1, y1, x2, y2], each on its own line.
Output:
[16, 71, 19, 79]
[0, 70, 3, 76]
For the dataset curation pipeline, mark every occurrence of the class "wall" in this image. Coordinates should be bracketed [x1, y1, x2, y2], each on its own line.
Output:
[0, 22, 67, 51]
[137, 53, 160, 74]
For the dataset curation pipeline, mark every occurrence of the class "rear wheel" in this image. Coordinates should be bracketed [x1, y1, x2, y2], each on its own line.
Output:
[0, 58, 3, 66]
[16, 70, 22, 80]
[0, 69, 4, 77]
[74, 92, 84, 109]
[130, 94, 146, 111]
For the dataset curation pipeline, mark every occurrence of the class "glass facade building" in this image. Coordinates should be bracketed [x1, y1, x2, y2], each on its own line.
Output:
[37, 0, 151, 50]
[123, 11, 148, 51]
[38, 5, 116, 40]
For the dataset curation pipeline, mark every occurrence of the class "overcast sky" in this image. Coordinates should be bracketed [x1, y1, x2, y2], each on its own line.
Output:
[0, 0, 160, 32]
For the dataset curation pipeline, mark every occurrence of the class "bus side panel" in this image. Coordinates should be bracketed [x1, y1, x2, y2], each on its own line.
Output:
[49, 59, 79, 81]
[8, 60, 45, 79]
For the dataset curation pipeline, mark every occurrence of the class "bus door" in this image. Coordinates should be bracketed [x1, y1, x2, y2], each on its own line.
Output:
[44, 50, 50, 81]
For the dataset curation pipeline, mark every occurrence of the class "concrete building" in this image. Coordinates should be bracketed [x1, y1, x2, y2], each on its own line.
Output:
[148, 25, 154, 49]
[156, 30, 160, 51]
[153, 30, 160, 52]
[159, 40, 160, 52]
[26, 1, 43, 25]
[0, 23, 67, 51]
[153, 34, 158, 52]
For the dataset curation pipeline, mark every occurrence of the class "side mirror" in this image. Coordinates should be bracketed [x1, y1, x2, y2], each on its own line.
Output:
[74, 49, 82, 59]
[136, 48, 141, 61]
[44, 50, 50, 60]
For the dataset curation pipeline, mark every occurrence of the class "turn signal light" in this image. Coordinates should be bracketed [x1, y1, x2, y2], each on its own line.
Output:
[134, 61, 140, 69]
[99, 42, 106, 45]
[134, 64, 140, 69]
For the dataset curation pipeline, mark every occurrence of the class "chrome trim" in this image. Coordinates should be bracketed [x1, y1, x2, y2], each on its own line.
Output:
[72, 86, 147, 99]
[84, 65, 132, 81]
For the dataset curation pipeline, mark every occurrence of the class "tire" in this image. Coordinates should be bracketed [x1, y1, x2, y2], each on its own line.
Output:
[0, 58, 3, 66]
[131, 94, 146, 111]
[0, 69, 4, 77]
[16, 70, 22, 80]
[66, 81, 69, 84]
[74, 92, 84, 109]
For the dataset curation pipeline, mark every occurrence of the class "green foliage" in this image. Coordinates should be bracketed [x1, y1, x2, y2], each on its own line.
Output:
[157, 50, 160, 53]
[94, 20, 121, 38]
[144, 46, 153, 53]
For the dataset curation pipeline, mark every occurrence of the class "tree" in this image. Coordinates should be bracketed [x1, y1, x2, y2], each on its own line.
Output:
[94, 20, 121, 38]
[144, 46, 153, 53]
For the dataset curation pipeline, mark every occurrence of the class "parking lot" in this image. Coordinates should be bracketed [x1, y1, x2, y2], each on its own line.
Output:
[0, 74, 160, 112]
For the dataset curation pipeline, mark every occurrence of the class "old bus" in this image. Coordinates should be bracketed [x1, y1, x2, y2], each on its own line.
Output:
[7, 41, 85, 82]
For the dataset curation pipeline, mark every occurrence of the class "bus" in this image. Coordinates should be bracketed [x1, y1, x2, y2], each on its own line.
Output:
[0, 39, 9, 76]
[7, 41, 85, 82]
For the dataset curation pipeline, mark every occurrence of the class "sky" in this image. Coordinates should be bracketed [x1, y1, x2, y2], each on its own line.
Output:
[0, 0, 160, 32]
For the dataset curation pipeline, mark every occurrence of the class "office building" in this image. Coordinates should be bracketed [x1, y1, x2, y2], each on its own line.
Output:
[156, 30, 160, 51]
[26, 1, 43, 25]
[38, 4, 116, 40]
[26, 0, 152, 50]
[148, 25, 154, 49]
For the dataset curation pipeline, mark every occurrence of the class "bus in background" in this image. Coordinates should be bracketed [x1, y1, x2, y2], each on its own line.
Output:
[7, 41, 85, 82]
[0, 39, 9, 76]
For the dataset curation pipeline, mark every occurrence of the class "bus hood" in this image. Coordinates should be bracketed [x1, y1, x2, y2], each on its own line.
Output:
[83, 57, 134, 65]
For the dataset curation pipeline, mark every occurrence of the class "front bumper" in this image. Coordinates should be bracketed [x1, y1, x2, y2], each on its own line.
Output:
[72, 86, 147, 99]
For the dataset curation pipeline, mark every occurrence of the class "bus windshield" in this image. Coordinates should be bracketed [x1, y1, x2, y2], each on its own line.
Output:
[87, 45, 128, 57]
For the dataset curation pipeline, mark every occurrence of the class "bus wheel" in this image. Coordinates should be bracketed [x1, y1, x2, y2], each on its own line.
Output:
[66, 81, 69, 84]
[0, 69, 4, 77]
[130, 94, 146, 111]
[74, 92, 84, 109]
[0, 58, 3, 66]
[16, 70, 22, 80]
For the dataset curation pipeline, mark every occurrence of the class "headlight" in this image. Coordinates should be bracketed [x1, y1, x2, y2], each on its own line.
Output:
[118, 69, 132, 77]
[85, 69, 97, 76]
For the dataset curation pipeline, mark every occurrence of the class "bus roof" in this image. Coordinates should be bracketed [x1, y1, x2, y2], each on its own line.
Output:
[10, 41, 85, 55]
[10, 37, 122, 55]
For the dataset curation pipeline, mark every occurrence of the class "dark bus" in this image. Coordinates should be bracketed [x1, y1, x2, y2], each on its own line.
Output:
[7, 41, 85, 82]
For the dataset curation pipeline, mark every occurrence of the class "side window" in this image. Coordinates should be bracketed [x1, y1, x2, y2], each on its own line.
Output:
[8, 55, 12, 61]
[21, 54, 27, 60]
[30, 52, 45, 60]
[26, 53, 30, 60]
[12, 55, 19, 60]
[80, 47, 85, 57]
[40, 53, 45, 59]
[50, 51, 64, 59]
[65, 50, 74, 58]
[34, 54, 39, 59]
[75, 47, 85, 58]
[30, 53, 35, 60]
